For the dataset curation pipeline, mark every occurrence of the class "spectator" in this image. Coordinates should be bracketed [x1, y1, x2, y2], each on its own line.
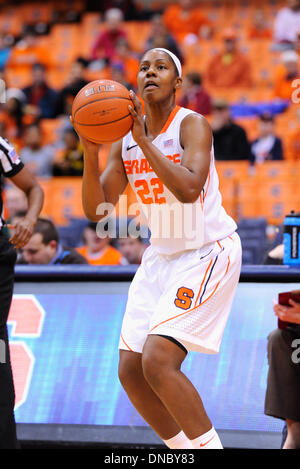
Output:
[250, 112, 284, 164]
[0, 89, 27, 145]
[248, 9, 272, 40]
[211, 98, 251, 161]
[110, 62, 131, 90]
[162, 0, 211, 44]
[18, 217, 87, 265]
[273, 50, 299, 100]
[20, 124, 54, 178]
[76, 221, 126, 265]
[7, 28, 47, 74]
[206, 28, 252, 88]
[178, 72, 212, 115]
[22, 63, 57, 119]
[293, 30, 300, 56]
[111, 38, 139, 89]
[52, 127, 84, 177]
[274, 0, 300, 45]
[264, 298, 300, 449]
[89, 0, 139, 21]
[116, 234, 148, 264]
[90, 8, 127, 68]
[55, 58, 88, 117]
[145, 14, 183, 64]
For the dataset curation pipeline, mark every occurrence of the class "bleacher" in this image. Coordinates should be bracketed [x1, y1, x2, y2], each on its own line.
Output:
[1, 0, 299, 264]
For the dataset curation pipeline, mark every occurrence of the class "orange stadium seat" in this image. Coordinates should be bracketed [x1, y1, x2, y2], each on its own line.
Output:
[253, 161, 298, 179]
[236, 178, 261, 219]
[47, 68, 71, 90]
[19, 3, 52, 24]
[39, 177, 84, 225]
[122, 21, 151, 53]
[4, 68, 32, 89]
[215, 161, 252, 181]
[218, 178, 237, 219]
[0, 9, 23, 36]
[40, 118, 64, 145]
[48, 24, 81, 66]
[256, 176, 300, 224]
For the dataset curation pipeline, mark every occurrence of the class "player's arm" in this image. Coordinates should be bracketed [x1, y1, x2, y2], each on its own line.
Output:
[80, 136, 128, 222]
[129, 92, 211, 203]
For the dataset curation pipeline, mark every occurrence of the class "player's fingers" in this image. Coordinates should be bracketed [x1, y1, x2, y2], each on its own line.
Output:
[129, 90, 142, 113]
[273, 304, 285, 315]
[6, 224, 15, 230]
[10, 223, 32, 247]
[288, 298, 298, 307]
[128, 105, 137, 118]
[275, 305, 285, 314]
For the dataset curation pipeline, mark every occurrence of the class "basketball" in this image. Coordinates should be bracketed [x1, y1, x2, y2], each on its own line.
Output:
[72, 79, 134, 144]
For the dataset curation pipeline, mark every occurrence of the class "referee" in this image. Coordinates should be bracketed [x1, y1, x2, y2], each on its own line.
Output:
[0, 136, 44, 448]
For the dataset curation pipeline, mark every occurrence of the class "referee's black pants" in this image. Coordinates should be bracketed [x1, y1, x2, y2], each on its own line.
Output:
[0, 233, 18, 449]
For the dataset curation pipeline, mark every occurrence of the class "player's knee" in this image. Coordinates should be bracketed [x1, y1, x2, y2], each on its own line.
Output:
[118, 351, 141, 389]
[142, 347, 169, 390]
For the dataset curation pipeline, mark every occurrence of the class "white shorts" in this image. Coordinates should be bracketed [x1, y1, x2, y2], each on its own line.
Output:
[119, 232, 242, 354]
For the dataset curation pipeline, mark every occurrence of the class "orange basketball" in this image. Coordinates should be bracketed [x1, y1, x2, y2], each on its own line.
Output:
[72, 79, 134, 144]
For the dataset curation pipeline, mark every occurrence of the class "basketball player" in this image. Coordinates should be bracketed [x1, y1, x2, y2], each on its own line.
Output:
[75, 48, 242, 449]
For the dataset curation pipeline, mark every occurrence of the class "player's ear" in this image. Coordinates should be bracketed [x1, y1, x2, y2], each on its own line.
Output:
[174, 77, 183, 90]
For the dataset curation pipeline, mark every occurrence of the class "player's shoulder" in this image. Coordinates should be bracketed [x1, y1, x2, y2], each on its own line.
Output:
[180, 110, 211, 132]
[179, 111, 212, 148]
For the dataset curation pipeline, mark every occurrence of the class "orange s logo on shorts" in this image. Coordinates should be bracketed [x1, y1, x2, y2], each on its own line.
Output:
[174, 287, 194, 310]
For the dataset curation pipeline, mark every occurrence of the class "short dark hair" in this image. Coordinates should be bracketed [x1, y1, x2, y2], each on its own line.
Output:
[33, 218, 59, 244]
[186, 72, 202, 86]
[33, 62, 46, 72]
[25, 123, 41, 133]
[259, 111, 274, 122]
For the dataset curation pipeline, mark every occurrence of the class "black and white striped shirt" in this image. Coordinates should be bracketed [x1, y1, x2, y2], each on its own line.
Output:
[0, 137, 24, 229]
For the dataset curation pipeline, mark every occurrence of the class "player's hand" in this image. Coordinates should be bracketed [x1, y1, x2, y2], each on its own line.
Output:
[8, 217, 36, 249]
[69, 116, 101, 153]
[273, 300, 300, 325]
[128, 90, 148, 145]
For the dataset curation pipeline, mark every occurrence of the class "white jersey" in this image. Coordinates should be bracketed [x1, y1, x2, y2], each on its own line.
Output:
[121, 106, 236, 255]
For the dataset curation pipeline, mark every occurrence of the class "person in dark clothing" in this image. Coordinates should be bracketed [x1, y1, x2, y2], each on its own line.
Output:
[265, 299, 300, 449]
[178, 72, 211, 116]
[17, 217, 87, 265]
[263, 244, 300, 448]
[54, 58, 88, 117]
[250, 112, 283, 164]
[52, 127, 84, 177]
[211, 98, 251, 161]
[22, 63, 57, 119]
[0, 136, 44, 448]
[144, 14, 184, 64]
